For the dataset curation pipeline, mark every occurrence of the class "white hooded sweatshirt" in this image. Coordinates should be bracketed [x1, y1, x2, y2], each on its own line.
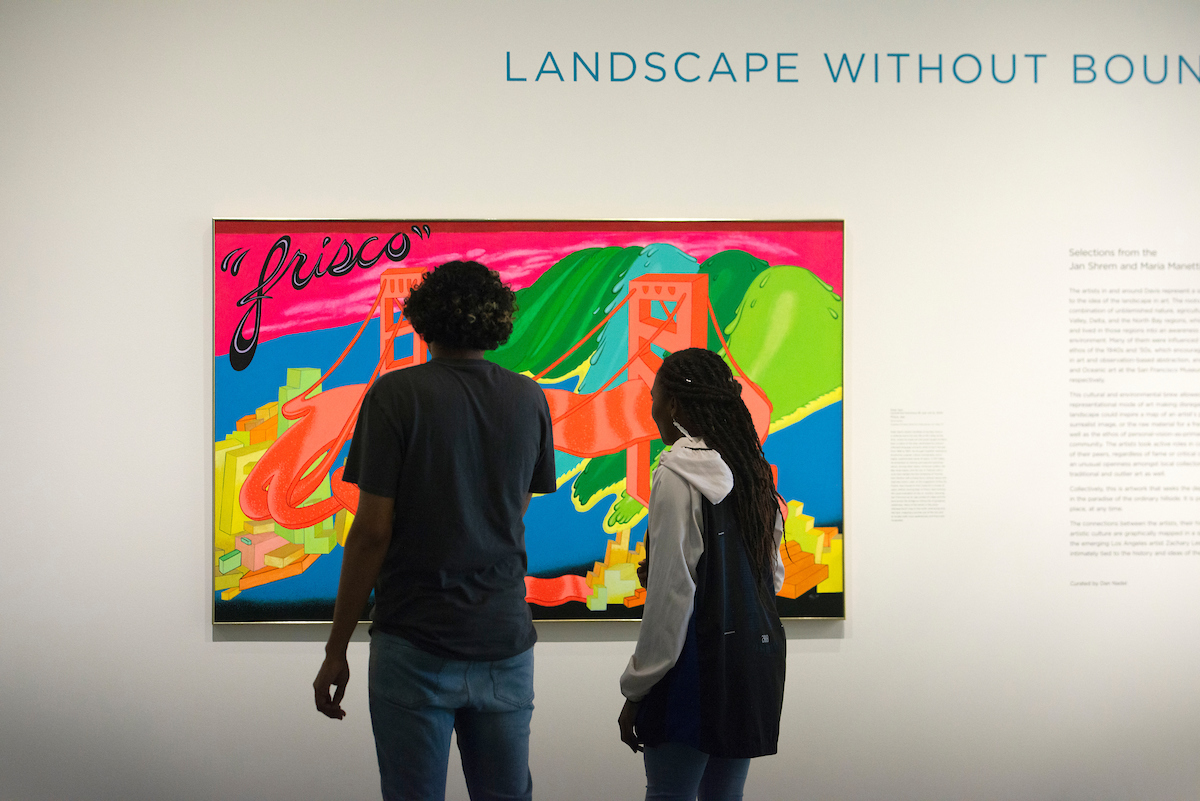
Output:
[620, 435, 785, 702]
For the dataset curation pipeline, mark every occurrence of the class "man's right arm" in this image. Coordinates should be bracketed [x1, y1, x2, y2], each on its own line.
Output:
[313, 490, 394, 720]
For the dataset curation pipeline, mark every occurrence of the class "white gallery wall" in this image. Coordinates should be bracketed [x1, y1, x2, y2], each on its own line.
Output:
[2, 2, 1199, 799]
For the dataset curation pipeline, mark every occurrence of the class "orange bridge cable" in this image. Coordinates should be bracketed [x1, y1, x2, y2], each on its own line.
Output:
[284, 309, 406, 508]
[550, 295, 686, 426]
[299, 288, 385, 403]
[706, 299, 754, 386]
[533, 293, 632, 381]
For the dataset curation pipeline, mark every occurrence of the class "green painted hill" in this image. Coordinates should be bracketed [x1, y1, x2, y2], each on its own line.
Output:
[723, 266, 842, 422]
[489, 246, 643, 378]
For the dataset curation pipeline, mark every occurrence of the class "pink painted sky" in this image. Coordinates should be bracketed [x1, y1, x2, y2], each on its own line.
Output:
[214, 221, 842, 356]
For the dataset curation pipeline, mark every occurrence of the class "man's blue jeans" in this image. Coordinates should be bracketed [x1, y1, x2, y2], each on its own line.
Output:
[368, 631, 534, 801]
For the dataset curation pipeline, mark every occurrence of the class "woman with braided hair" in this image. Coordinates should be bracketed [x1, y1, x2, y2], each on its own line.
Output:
[618, 347, 787, 801]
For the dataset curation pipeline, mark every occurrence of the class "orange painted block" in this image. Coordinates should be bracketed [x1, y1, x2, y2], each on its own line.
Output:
[239, 553, 319, 590]
[778, 563, 829, 599]
[623, 587, 647, 607]
[248, 415, 278, 444]
[781, 546, 817, 577]
[235, 414, 258, 431]
[264, 542, 305, 568]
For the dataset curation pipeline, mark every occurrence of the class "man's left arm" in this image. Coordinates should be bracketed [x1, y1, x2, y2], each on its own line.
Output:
[313, 490, 394, 720]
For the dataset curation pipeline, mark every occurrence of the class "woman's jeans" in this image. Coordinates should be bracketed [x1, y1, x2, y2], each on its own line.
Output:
[643, 741, 752, 801]
[368, 631, 534, 801]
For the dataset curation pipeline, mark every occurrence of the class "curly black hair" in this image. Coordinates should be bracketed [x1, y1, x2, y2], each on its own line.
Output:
[402, 260, 516, 351]
[655, 348, 782, 604]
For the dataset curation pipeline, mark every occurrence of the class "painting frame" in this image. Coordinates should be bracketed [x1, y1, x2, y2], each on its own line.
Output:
[212, 219, 845, 624]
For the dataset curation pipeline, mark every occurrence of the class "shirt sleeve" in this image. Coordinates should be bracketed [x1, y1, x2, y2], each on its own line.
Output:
[528, 387, 557, 494]
[619, 466, 704, 702]
[340, 381, 404, 499]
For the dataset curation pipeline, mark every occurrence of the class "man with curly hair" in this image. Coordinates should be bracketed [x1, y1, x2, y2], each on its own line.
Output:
[313, 261, 556, 801]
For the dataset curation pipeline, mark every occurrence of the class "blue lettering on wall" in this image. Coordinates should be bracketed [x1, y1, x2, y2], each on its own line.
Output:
[506, 51, 526, 82]
[952, 53, 981, 83]
[1106, 54, 1134, 84]
[1074, 54, 1097, 83]
[919, 53, 942, 83]
[574, 52, 599, 82]
[746, 52, 768, 81]
[1181, 55, 1200, 83]
[992, 54, 1015, 83]
[502, 50, 1195, 88]
[611, 52, 636, 81]
[1025, 54, 1046, 83]
[709, 52, 736, 82]
[675, 52, 700, 82]
[1144, 55, 1167, 84]
[824, 53, 865, 83]
[645, 52, 667, 82]
[777, 52, 798, 82]
[536, 52, 563, 81]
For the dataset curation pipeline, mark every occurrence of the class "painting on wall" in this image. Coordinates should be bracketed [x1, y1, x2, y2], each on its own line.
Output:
[213, 220, 844, 623]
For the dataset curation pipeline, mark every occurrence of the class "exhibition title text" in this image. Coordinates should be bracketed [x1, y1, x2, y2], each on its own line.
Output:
[506, 51, 1200, 85]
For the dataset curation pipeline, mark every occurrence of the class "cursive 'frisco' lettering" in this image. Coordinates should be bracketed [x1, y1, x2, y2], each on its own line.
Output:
[225, 230, 411, 371]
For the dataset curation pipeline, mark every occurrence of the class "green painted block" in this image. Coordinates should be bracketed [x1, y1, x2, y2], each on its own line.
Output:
[278, 368, 322, 435]
[286, 367, 323, 391]
[304, 521, 337, 555]
[274, 523, 312, 545]
[217, 550, 242, 574]
[586, 587, 608, 611]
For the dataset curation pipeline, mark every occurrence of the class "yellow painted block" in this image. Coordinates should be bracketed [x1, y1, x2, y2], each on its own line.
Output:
[256, 401, 279, 421]
[605, 540, 628, 565]
[220, 587, 241, 601]
[783, 500, 814, 544]
[214, 439, 243, 551]
[218, 440, 271, 541]
[604, 568, 638, 602]
[213, 564, 249, 592]
[265, 542, 305, 568]
[811, 531, 827, 564]
[334, 509, 355, 547]
[243, 518, 275, 535]
[817, 535, 844, 593]
[615, 529, 631, 551]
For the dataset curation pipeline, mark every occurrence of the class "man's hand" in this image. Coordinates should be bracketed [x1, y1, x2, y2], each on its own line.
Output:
[314, 490, 394, 721]
[618, 698, 642, 753]
[314, 652, 350, 720]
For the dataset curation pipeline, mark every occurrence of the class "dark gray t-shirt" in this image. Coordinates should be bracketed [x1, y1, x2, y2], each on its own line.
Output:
[341, 357, 556, 660]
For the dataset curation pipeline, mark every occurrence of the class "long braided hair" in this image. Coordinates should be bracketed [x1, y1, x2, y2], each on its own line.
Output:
[654, 348, 781, 602]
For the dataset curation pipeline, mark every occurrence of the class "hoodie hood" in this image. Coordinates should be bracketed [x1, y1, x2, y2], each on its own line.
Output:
[658, 436, 734, 505]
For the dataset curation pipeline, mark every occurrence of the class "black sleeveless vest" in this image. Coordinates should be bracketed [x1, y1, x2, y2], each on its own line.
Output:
[636, 495, 786, 758]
